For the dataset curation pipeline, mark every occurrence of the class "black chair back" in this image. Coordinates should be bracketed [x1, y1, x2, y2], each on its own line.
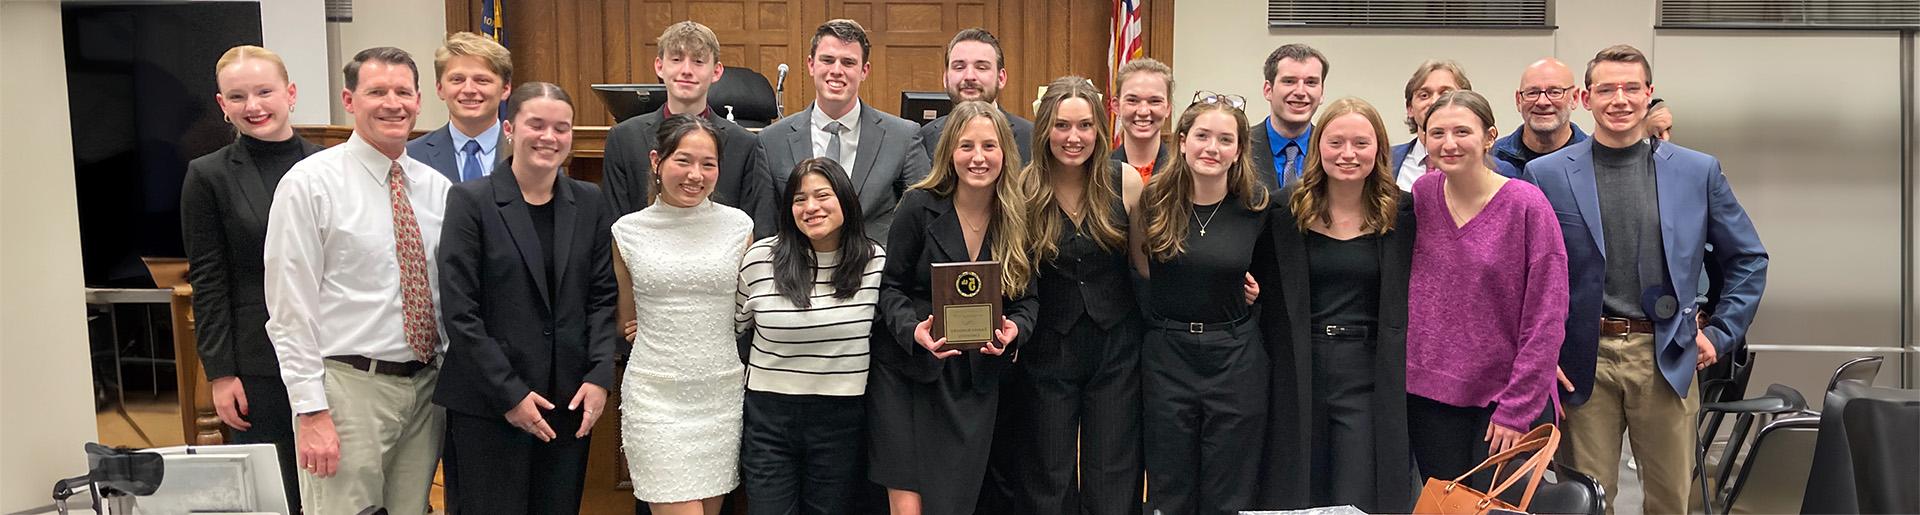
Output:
[707, 68, 778, 128]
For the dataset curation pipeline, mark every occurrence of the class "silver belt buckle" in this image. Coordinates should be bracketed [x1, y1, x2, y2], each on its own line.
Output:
[1324, 325, 1340, 337]
[1188, 322, 1205, 334]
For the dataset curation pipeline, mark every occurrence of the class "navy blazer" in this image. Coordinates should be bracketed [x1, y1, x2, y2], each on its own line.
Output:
[874, 189, 1039, 391]
[433, 167, 622, 418]
[406, 124, 466, 183]
[1523, 139, 1768, 403]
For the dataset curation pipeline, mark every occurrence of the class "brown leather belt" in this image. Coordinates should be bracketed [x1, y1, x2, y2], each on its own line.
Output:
[1599, 317, 1654, 335]
[326, 355, 432, 377]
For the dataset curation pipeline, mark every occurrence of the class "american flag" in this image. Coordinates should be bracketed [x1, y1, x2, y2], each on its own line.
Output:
[1109, 0, 1145, 139]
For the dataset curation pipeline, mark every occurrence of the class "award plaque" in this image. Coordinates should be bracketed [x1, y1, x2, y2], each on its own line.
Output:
[930, 261, 1002, 352]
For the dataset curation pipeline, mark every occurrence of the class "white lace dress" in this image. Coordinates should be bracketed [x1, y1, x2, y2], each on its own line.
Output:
[612, 199, 753, 503]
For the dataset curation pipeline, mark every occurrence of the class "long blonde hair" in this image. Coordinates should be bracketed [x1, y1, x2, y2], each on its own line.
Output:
[1290, 97, 1400, 235]
[1023, 77, 1125, 264]
[913, 101, 1032, 297]
[1143, 101, 1269, 262]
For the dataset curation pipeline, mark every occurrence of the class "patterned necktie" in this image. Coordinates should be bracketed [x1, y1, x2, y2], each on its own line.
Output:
[823, 121, 848, 165]
[388, 161, 438, 363]
[460, 139, 483, 182]
[1282, 143, 1301, 183]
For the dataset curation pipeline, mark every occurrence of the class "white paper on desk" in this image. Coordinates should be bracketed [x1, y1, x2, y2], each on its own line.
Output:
[1240, 506, 1368, 515]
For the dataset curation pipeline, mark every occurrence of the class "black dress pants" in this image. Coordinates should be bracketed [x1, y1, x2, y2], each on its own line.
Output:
[443, 407, 591, 515]
[233, 374, 300, 514]
[741, 391, 865, 515]
[1020, 317, 1144, 515]
[1310, 335, 1376, 509]
[1406, 394, 1494, 489]
[1143, 320, 1267, 515]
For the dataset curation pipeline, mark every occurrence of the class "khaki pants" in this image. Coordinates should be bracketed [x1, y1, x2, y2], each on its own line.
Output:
[297, 360, 444, 515]
[1562, 333, 1699, 515]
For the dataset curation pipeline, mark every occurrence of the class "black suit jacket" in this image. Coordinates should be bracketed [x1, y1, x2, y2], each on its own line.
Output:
[434, 168, 621, 418]
[600, 107, 775, 236]
[1246, 121, 1284, 193]
[875, 189, 1038, 391]
[917, 108, 1035, 163]
[406, 124, 467, 184]
[1251, 192, 1417, 511]
[181, 137, 323, 379]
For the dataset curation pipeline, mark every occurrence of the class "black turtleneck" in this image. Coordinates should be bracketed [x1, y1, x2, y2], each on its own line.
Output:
[241, 134, 304, 190]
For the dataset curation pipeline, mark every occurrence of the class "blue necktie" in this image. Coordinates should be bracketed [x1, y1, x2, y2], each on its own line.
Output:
[460, 140, 483, 182]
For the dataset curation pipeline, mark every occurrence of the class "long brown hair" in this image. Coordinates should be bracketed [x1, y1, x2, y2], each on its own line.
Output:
[1024, 77, 1125, 264]
[1143, 101, 1269, 262]
[913, 101, 1032, 297]
[1290, 97, 1399, 235]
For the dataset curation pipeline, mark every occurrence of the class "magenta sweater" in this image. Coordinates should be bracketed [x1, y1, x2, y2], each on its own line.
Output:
[1408, 172, 1570, 431]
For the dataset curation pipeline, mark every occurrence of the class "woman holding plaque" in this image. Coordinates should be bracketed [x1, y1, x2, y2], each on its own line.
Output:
[1253, 98, 1416, 513]
[181, 45, 320, 513]
[870, 101, 1037, 515]
[1014, 77, 1146, 514]
[612, 114, 755, 515]
[1128, 93, 1275, 515]
[734, 157, 885, 515]
[435, 83, 618, 515]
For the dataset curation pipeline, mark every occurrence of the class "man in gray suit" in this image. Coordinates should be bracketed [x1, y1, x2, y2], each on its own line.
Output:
[916, 28, 1034, 161]
[601, 21, 774, 236]
[760, 19, 930, 246]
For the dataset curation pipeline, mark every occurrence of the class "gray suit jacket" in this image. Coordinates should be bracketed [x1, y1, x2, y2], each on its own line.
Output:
[760, 104, 931, 245]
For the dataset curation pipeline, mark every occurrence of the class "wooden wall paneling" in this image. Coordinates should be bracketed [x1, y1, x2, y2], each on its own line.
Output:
[1147, 0, 1175, 67]
[446, 0, 477, 35]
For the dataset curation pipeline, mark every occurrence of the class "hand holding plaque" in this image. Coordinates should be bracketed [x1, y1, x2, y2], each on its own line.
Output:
[930, 261, 1003, 353]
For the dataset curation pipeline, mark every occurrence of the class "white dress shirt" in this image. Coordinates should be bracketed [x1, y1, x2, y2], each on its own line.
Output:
[1396, 142, 1430, 193]
[810, 101, 863, 173]
[265, 132, 453, 414]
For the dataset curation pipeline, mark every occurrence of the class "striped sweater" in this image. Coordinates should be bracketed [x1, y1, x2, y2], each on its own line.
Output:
[734, 236, 886, 396]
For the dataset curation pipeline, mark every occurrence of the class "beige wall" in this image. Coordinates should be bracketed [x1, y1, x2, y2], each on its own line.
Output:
[1175, 0, 1912, 391]
[325, 0, 450, 129]
[262, 0, 333, 126]
[0, 0, 105, 510]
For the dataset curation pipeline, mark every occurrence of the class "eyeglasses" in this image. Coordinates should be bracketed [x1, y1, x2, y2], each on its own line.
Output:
[1519, 87, 1572, 102]
[1589, 82, 1648, 99]
[1190, 91, 1246, 111]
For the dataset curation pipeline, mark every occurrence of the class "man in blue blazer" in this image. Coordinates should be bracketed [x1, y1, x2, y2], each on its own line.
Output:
[408, 32, 512, 183]
[1523, 45, 1766, 515]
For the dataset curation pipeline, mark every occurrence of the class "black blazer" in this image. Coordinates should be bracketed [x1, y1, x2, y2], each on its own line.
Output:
[1245, 122, 1284, 193]
[181, 137, 323, 379]
[434, 168, 621, 418]
[601, 107, 775, 237]
[1252, 192, 1417, 511]
[1110, 144, 1169, 179]
[875, 189, 1038, 391]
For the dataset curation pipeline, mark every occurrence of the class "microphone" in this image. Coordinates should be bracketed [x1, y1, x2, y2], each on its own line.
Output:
[775, 63, 789, 116]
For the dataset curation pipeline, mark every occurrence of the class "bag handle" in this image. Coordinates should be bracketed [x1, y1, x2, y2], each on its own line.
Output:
[1444, 424, 1563, 510]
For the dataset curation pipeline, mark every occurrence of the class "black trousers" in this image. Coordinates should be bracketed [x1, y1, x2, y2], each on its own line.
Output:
[1020, 317, 1143, 515]
[741, 391, 866, 515]
[976, 364, 1032, 515]
[1310, 335, 1376, 509]
[1406, 394, 1494, 489]
[1143, 320, 1267, 515]
[232, 374, 300, 514]
[443, 407, 591, 515]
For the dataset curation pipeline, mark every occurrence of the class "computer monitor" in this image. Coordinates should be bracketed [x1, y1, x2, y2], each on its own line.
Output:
[591, 84, 670, 123]
[900, 91, 953, 125]
[138, 444, 290, 514]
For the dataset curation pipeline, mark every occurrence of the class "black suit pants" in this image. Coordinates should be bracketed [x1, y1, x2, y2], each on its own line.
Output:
[1143, 320, 1267, 515]
[1309, 335, 1377, 509]
[1406, 393, 1494, 489]
[443, 407, 591, 515]
[232, 374, 300, 514]
[1019, 317, 1143, 515]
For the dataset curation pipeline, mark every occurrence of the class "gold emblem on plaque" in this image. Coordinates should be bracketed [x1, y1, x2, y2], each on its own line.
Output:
[956, 271, 983, 298]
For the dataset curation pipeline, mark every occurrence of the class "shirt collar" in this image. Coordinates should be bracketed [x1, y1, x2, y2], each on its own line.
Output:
[1265, 117, 1312, 157]
[450, 121, 501, 154]
[812, 101, 863, 132]
[343, 131, 413, 185]
[663, 104, 715, 119]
